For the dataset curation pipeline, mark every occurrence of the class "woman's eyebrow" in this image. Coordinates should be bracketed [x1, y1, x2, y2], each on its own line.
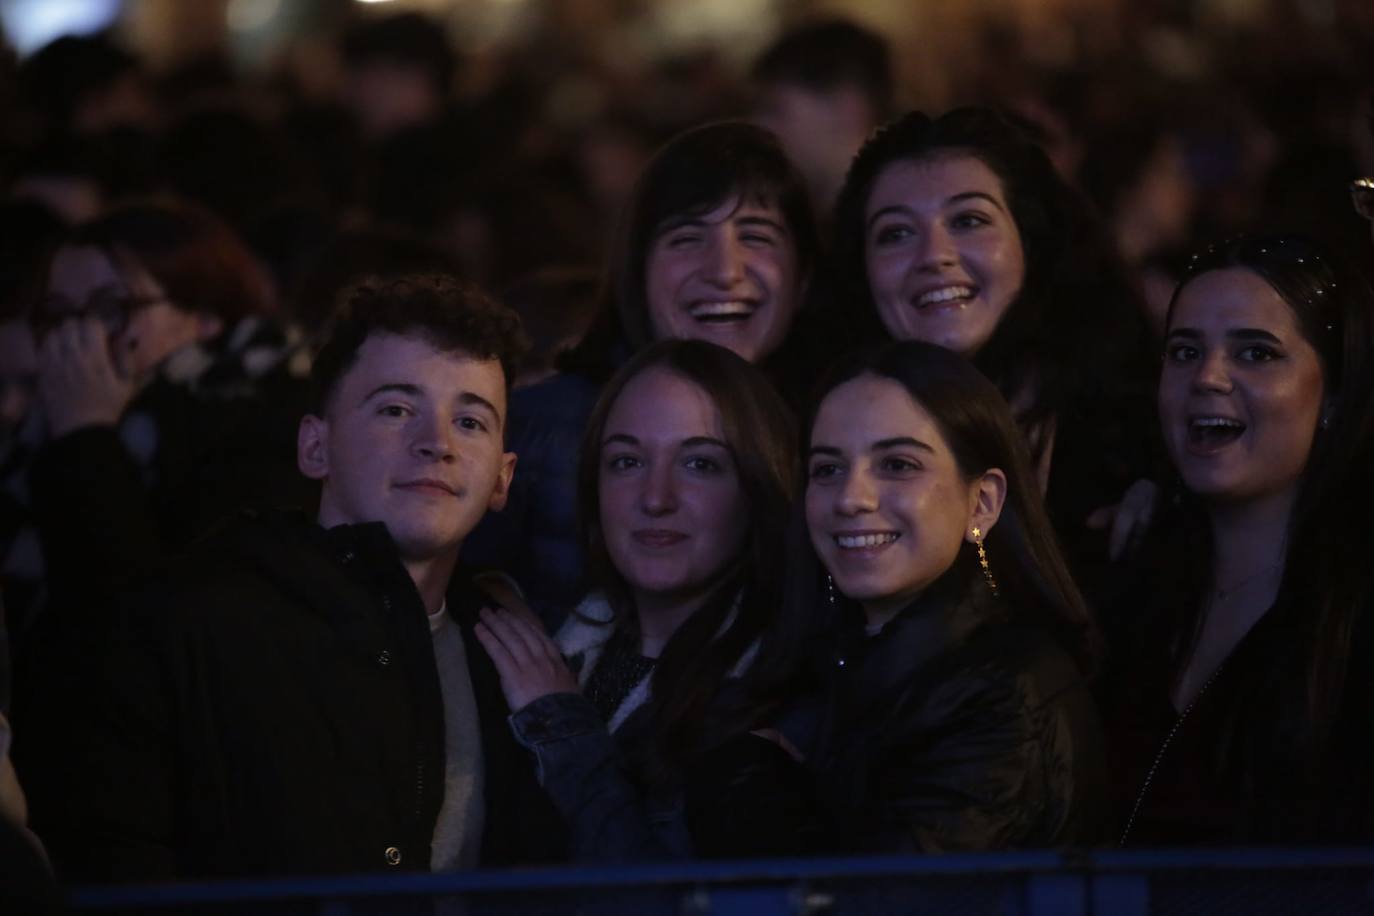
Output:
[873, 436, 935, 453]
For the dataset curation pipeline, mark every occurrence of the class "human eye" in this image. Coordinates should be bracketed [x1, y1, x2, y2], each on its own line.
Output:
[456, 415, 489, 433]
[871, 222, 913, 246]
[662, 228, 703, 249]
[878, 455, 921, 474]
[1164, 343, 1199, 364]
[808, 459, 843, 481]
[740, 226, 780, 247]
[683, 454, 725, 474]
[605, 453, 642, 472]
[377, 403, 412, 418]
[949, 210, 992, 230]
[1237, 344, 1281, 363]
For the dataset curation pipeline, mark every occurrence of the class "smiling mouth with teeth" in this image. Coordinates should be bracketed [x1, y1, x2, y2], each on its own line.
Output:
[914, 286, 976, 309]
[835, 532, 901, 549]
[1188, 416, 1246, 446]
[689, 301, 757, 323]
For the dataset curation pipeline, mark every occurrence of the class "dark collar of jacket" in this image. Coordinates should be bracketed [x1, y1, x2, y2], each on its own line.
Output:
[826, 572, 1005, 707]
[204, 508, 566, 865]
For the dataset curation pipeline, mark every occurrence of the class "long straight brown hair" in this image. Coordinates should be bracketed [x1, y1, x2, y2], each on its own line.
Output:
[577, 339, 798, 781]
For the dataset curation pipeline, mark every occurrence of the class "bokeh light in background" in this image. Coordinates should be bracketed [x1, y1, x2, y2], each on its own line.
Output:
[0, 0, 124, 56]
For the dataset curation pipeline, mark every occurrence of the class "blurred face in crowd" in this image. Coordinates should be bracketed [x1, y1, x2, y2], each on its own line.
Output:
[598, 366, 749, 616]
[864, 154, 1026, 357]
[807, 374, 1004, 626]
[300, 332, 515, 563]
[0, 320, 37, 449]
[42, 244, 219, 383]
[343, 62, 441, 140]
[754, 81, 873, 201]
[645, 193, 803, 364]
[1159, 268, 1325, 507]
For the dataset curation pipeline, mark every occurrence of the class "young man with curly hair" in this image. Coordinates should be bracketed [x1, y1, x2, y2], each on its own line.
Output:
[37, 274, 563, 881]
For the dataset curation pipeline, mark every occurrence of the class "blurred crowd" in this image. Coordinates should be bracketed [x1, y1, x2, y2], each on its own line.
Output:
[2, 4, 1374, 908]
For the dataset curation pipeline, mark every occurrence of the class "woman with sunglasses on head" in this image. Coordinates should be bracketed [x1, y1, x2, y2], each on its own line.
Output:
[828, 108, 1161, 586]
[475, 339, 817, 860]
[28, 198, 308, 610]
[1103, 235, 1374, 845]
[753, 340, 1106, 853]
[463, 121, 820, 628]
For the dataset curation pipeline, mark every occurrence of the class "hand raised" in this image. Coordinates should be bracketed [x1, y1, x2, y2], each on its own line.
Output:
[38, 317, 135, 439]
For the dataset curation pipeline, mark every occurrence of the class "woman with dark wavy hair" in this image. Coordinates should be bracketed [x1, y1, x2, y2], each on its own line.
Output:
[476, 339, 814, 859]
[1104, 234, 1374, 844]
[465, 120, 820, 626]
[756, 340, 1106, 852]
[828, 107, 1158, 578]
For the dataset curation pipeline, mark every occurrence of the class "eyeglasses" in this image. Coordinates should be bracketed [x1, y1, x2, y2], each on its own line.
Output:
[1350, 178, 1374, 222]
[32, 289, 168, 339]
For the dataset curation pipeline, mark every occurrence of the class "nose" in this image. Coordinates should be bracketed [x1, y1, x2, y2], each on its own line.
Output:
[703, 236, 746, 287]
[1191, 347, 1233, 394]
[917, 222, 958, 271]
[411, 410, 457, 463]
[835, 467, 878, 516]
[640, 461, 679, 517]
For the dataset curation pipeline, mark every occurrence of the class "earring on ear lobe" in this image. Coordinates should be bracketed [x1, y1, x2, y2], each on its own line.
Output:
[972, 527, 999, 597]
[826, 573, 838, 608]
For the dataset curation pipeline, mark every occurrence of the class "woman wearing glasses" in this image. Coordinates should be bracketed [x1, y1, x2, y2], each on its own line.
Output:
[26, 198, 309, 611]
[1104, 235, 1374, 844]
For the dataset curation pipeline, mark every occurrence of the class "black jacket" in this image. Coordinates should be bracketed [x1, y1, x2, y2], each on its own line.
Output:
[29, 511, 563, 882]
[805, 582, 1107, 853]
[28, 370, 315, 616]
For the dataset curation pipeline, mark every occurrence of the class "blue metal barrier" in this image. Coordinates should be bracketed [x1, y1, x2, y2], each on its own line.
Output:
[66, 849, 1374, 915]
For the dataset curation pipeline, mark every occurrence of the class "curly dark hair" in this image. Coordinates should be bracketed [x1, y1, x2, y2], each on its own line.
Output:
[309, 272, 528, 413]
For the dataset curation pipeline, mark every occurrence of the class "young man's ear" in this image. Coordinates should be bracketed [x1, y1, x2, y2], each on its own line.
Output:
[964, 467, 1008, 542]
[486, 452, 517, 512]
[297, 414, 330, 481]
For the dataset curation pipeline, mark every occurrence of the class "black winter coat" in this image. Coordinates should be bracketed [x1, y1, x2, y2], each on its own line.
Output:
[805, 582, 1107, 853]
[28, 511, 563, 882]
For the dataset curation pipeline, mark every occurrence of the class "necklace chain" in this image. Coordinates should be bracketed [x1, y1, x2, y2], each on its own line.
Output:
[1119, 657, 1230, 846]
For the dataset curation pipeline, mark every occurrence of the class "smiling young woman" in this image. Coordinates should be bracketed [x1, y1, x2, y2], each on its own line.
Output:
[827, 107, 1160, 593]
[753, 340, 1107, 853]
[1103, 235, 1374, 845]
[475, 339, 818, 860]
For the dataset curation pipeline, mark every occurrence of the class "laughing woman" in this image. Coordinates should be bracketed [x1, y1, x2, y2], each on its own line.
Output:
[475, 339, 811, 860]
[1104, 236, 1374, 844]
[828, 108, 1160, 574]
[764, 340, 1107, 852]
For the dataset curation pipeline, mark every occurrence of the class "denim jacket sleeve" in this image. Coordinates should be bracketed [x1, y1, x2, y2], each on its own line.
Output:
[508, 692, 691, 862]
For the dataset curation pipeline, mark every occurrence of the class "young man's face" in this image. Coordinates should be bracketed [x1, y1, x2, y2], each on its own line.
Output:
[299, 332, 515, 563]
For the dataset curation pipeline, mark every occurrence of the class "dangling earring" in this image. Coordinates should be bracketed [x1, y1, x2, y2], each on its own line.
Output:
[972, 527, 999, 597]
[826, 573, 838, 607]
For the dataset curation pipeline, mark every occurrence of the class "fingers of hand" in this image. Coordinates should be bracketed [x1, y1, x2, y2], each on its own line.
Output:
[473, 618, 519, 675]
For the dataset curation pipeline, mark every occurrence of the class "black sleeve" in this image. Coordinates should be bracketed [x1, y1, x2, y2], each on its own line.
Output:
[29, 427, 165, 609]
